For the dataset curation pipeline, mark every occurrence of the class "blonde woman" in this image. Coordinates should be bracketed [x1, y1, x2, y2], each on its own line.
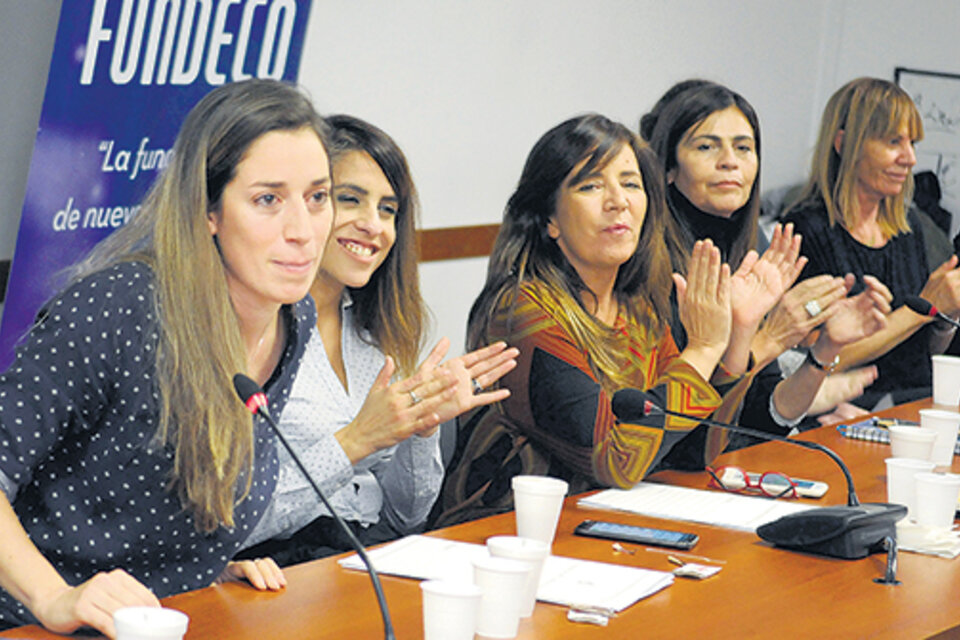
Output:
[0, 80, 330, 636]
[784, 77, 960, 408]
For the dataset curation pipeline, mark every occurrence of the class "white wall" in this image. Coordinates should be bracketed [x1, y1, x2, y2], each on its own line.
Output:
[295, 0, 841, 354]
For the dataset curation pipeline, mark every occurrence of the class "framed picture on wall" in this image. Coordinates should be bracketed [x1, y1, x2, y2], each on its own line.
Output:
[895, 67, 960, 236]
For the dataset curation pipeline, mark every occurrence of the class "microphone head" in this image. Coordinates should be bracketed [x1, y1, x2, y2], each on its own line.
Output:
[611, 388, 661, 422]
[233, 373, 269, 416]
[905, 295, 936, 318]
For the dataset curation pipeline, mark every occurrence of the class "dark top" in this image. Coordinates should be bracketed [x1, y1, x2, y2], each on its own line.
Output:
[667, 186, 785, 440]
[0, 261, 314, 627]
[783, 198, 933, 407]
[430, 282, 751, 529]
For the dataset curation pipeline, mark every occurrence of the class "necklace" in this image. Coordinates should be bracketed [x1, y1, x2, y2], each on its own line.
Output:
[249, 315, 277, 367]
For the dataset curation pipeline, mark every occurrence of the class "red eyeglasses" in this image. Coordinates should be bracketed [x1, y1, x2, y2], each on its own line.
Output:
[706, 465, 799, 499]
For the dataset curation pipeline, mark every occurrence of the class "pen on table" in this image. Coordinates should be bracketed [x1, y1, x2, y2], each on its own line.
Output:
[642, 546, 727, 565]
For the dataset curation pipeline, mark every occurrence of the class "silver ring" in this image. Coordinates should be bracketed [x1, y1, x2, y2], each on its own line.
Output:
[804, 299, 822, 318]
[471, 378, 483, 394]
[409, 390, 422, 405]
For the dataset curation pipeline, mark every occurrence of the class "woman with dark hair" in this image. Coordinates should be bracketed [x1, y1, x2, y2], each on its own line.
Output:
[238, 115, 518, 564]
[0, 79, 331, 636]
[784, 77, 960, 408]
[645, 80, 890, 432]
[433, 114, 749, 527]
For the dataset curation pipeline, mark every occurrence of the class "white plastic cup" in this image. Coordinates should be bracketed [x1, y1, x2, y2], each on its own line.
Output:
[472, 556, 529, 639]
[913, 472, 960, 529]
[420, 579, 482, 640]
[932, 355, 960, 407]
[889, 426, 938, 460]
[113, 607, 189, 640]
[885, 457, 937, 519]
[486, 535, 549, 618]
[919, 409, 960, 466]
[511, 475, 568, 546]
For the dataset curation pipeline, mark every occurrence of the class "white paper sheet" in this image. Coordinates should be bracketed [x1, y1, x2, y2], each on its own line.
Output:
[577, 482, 815, 532]
[338, 534, 673, 612]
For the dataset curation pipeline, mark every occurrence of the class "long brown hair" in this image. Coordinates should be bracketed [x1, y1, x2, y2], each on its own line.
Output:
[325, 115, 426, 376]
[468, 114, 672, 392]
[68, 79, 330, 532]
[789, 77, 923, 236]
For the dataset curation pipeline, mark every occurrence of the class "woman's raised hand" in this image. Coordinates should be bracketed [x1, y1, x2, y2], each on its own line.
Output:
[335, 338, 517, 463]
[821, 275, 892, 347]
[430, 340, 518, 424]
[752, 274, 850, 364]
[920, 255, 960, 318]
[674, 239, 732, 378]
[33, 569, 160, 639]
[730, 223, 806, 331]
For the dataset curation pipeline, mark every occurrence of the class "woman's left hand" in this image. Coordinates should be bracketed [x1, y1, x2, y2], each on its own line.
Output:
[422, 340, 519, 431]
[821, 275, 892, 348]
[816, 400, 870, 427]
[215, 558, 286, 591]
[729, 223, 806, 330]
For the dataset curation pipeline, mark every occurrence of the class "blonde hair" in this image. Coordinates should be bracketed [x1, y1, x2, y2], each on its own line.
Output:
[468, 114, 672, 393]
[792, 77, 923, 236]
[68, 80, 329, 532]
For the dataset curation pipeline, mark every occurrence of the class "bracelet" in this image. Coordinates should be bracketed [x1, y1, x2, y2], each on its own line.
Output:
[803, 346, 839, 374]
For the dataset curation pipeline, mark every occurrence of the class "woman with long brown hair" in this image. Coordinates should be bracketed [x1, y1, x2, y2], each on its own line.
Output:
[0, 79, 330, 636]
[434, 114, 746, 527]
[644, 79, 890, 434]
[238, 115, 518, 563]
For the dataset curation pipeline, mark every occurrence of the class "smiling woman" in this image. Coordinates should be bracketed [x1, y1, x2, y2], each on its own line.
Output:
[432, 114, 756, 528]
[783, 77, 960, 408]
[236, 115, 518, 565]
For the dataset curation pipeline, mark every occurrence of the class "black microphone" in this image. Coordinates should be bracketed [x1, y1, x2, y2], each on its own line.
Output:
[905, 295, 960, 330]
[233, 374, 395, 640]
[611, 388, 907, 560]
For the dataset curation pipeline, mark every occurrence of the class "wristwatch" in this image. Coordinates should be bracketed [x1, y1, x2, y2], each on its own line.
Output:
[803, 346, 839, 374]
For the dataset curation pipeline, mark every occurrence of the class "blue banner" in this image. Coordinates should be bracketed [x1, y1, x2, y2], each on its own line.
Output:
[0, 0, 313, 370]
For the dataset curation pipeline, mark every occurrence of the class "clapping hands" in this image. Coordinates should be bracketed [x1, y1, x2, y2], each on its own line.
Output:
[335, 338, 518, 463]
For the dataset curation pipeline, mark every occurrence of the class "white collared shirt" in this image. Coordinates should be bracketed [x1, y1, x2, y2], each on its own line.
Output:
[245, 293, 442, 547]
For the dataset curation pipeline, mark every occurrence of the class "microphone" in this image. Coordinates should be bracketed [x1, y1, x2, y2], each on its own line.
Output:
[233, 374, 395, 640]
[611, 388, 907, 560]
[905, 295, 960, 330]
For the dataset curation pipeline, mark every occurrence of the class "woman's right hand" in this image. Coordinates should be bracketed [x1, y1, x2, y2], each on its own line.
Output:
[674, 239, 732, 377]
[33, 569, 160, 639]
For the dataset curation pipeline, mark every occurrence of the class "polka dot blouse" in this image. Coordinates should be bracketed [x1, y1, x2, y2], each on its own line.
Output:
[0, 261, 313, 628]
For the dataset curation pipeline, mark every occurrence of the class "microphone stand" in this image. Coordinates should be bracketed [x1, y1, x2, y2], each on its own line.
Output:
[611, 389, 906, 564]
[233, 374, 396, 640]
[644, 402, 860, 507]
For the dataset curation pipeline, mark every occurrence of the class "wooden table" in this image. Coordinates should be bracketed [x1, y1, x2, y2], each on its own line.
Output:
[5, 398, 960, 639]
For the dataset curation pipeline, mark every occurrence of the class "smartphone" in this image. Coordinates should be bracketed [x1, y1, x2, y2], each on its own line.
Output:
[574, 519, 699, 550]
